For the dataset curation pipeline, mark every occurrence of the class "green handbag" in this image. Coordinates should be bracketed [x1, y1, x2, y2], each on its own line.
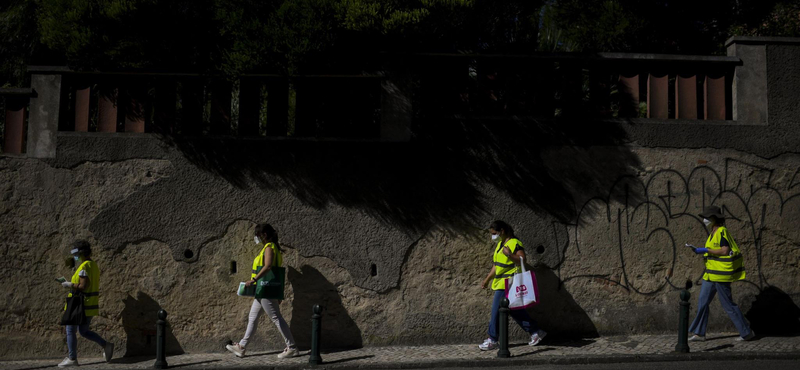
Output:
[254, 265, 285, 300]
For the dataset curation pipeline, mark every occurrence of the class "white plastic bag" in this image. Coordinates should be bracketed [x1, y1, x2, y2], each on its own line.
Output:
[504, 261, 539, 310]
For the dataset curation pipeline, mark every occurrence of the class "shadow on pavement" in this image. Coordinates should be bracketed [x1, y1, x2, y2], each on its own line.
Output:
[703, 344, 735, 351]
[240, 350, 284, 358]
[321, 355, 376, 364]
[168, 359, 222, 368]
[705, 335, 739, 342]
[513, 348, 557, 358]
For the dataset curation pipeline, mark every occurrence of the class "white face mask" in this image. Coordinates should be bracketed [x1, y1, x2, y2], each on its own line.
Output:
[254, 236, 262, 245]
[491, 234, 499, 241]
[703, 218, 712, 227]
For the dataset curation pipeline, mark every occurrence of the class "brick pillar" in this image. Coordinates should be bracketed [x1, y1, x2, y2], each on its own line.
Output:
[265, 79, 289, 136]
[647, 72, 668, 119]
[98, 85, 118, 132]
[74, 85, 91, 132]
[618, 73, 639, 117]
[238, 78, 261, 136]
[705, 72, 727, 120]
[676, 73, 697, 119]
[210, 79, 232, 135]
[3, 95, 27, 154]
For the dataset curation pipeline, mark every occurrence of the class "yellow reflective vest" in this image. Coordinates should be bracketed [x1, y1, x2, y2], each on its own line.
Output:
[66, 260, 100, 317]
[703, 226, 746, 282]
[492, 238, 522, 290]
[251, 242, 282, 279]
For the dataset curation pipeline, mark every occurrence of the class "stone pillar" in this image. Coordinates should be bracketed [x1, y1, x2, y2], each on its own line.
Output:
[27, 74, 62, 158]
[726, 37, 769, 125]
[380, 72, 412, 141]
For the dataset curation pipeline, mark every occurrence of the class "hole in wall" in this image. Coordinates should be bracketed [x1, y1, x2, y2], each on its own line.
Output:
[685, 280, 693, 290]
[183, 249, 194, 259]
[536, 245, 545, 254]
[230, 261, 237, 274]
[370, 263, 377, 277]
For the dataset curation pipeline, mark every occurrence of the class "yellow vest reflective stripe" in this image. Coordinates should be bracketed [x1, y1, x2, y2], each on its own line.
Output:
[702, 226, 746, 282]
[251, 242, 282, 279]
[492, 238, 522, 290]
[66, 260, 100, 317]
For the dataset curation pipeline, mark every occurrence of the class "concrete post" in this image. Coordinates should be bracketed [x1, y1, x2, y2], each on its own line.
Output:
[726, 37, 769, 125]
[497, 298, 510, 358]
[309, 304, 323, 365]
[675, 290, 691, 353]
[27, 74, 62, 158]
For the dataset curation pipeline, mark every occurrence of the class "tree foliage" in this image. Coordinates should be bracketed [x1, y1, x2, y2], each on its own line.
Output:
[1, 0, 798, 87]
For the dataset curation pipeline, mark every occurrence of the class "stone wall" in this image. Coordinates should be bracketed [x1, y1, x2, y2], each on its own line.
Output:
[1, 37, 799, 359]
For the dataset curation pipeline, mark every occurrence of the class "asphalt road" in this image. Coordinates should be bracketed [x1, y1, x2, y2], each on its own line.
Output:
[435, 360, 799, 370]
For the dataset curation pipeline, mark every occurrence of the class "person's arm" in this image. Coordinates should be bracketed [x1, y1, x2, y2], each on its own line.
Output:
[481, 266, 496, 289]
[75, 276, 89, 292]
[707, 236, 731, 256]
[694, 236, 732, 256]
[502, 246, 526, 264]
[247, 248, 274, 286]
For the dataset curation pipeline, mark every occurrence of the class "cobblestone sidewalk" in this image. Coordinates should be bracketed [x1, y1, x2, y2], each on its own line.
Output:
[2, 334, 799, 370]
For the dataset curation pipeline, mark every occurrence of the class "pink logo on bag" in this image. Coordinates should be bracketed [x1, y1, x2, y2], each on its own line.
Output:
[515, 284, 528, 298]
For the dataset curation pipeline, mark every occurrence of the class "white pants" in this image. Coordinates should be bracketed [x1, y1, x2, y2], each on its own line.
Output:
[239, 298, 296, 349]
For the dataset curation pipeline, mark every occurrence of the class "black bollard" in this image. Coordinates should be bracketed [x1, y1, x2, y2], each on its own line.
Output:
[154, 310, 169, 369]
[675, 290, 691, 353]
[497, 298, 510, 358]
[309, 304, 323, 365]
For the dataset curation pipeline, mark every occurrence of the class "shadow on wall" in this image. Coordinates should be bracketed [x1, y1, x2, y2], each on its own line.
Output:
[157, 73, 643, 235]
[288, 265, 362, 350]
[528, 267, 599, 339]
[121, 292, 184, 357]
[745, 286, 800, 336]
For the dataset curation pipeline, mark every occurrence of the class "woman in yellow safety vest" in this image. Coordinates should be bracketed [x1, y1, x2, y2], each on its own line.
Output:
[57, 240, 114, 368]
[478, 220, 547, 350]
[226, 223, 298, 359]
[687, 206, 755, 342]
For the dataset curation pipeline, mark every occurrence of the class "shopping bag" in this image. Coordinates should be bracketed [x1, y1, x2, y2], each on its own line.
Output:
[254, 265, 286, 300]
[504, 262, 538, 310]
[60, 292, 86, 325]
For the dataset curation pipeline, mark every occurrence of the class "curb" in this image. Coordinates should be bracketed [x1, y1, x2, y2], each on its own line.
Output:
[205, 351, 800, 370]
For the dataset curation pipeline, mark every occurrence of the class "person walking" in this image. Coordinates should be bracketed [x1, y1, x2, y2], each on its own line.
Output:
[226, 223, 298, 359]
[687, 206, 755, 342]
[478, 220, 547, 350]
[57, 240, 114, 367]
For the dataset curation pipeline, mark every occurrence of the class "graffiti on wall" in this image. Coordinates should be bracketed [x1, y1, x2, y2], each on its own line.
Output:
[542, 158, 800, 296]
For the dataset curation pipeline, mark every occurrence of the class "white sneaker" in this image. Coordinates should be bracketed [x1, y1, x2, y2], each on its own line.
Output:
[58, 357, 78, 367]
[478, 338, 498, 351]
[736, 331, 756, 341]
[277, 347, 298, 359]
[688, 334, 706, 342]
[529, 330, 547, 346]
[225, 342, 246, 358]
[103, 342, 114, 362]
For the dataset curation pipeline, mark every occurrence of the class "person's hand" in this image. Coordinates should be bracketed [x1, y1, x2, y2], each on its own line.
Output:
[244, 279, 255, 287]
[480, 280, 489, 289]
[694, 247, 709, 254]
[61, 281, 73, 288]
[502, 246, 512, 257]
